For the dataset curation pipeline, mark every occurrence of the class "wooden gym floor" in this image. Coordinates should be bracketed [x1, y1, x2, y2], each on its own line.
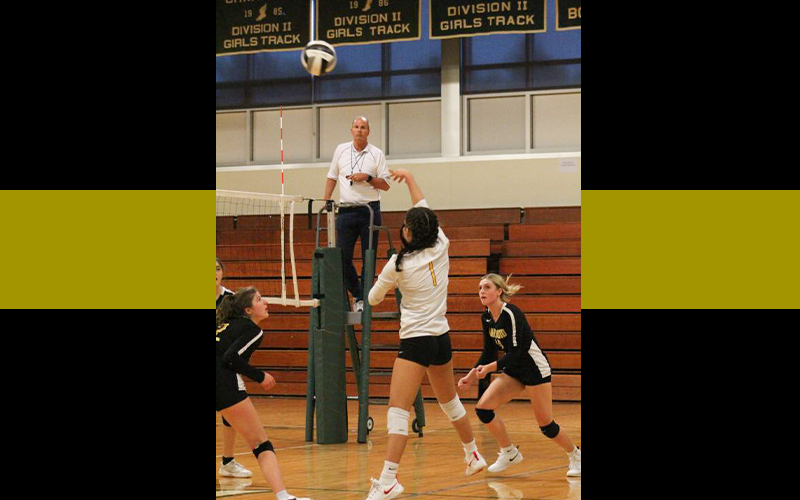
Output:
[216, 397, 581, 499]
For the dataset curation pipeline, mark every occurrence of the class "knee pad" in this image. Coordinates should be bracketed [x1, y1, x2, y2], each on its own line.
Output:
[540, 420, 561, 439]
[253, 440, 274, 458]
[221, 416, 232, 427]
[439, 396, 466, 422]
[475, 408, 495, 424]
[387, 407, 410, 436]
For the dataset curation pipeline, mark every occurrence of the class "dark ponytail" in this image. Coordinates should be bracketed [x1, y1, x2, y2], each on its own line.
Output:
[395, 206, 439, 272]
[216, 286, 258, 327]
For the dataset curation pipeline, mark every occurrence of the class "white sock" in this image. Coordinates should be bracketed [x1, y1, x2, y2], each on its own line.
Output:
[568, 446, 579, 456]
[463, 440, 478, 454]
[380, 461, 399, 486]
[275, 491, 291, 500]
[501, 444, 516, 455]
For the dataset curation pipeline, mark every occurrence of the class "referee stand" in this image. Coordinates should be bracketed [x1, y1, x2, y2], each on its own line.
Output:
[305, 201, 425, 444]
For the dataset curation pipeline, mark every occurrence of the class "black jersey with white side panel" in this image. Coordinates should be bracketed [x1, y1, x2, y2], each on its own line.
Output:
[216, 317, 265, 383]
[476, 302, 551, 377]
[216, 287, 234, 307]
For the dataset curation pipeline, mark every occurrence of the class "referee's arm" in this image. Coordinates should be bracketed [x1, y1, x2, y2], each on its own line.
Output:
[324, 178, 337, 200]
[368, 176, 390, 191]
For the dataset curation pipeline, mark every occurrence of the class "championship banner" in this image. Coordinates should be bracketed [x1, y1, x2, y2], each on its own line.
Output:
[216, 0, 311, 56]
[430, 0, 545, 39]
[317, 0, 421, 46]
[557, 0, 581, 30]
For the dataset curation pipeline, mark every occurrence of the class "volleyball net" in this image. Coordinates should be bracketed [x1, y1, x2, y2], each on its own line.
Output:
[216, 189, 319, 308]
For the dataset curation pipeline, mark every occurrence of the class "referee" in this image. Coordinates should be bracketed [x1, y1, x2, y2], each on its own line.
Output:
[323, 116, 390, 312]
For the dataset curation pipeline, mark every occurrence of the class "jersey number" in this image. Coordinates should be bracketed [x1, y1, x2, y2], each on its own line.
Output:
[429, 261, 438, 286]
[216, 323, 229, 342]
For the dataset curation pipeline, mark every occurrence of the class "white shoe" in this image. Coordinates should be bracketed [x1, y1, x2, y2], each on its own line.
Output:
[567, 447, 581, 477]
[465, 450, 487, 476]
[218, 459, 253, 478]
[364, 477, 404, 500]
[287, 497, 312, 500]
[354, 300, 364, 312]
[487, 447, 523, 473]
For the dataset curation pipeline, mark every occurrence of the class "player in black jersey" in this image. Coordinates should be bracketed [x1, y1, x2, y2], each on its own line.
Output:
[215, 257, 251, 478]
[458, 274, 581, 477]
[217, 257, 235, 307]
[216, 286, 311, 500]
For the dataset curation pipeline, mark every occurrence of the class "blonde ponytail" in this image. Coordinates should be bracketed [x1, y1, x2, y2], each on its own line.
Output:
[481, 273, 523, 302]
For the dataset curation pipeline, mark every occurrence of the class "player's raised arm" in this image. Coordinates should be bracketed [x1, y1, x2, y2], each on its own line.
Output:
[389, 169, 424, 206]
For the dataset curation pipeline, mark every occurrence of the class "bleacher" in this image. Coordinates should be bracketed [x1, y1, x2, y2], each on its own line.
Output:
[216, 206, 581, 402]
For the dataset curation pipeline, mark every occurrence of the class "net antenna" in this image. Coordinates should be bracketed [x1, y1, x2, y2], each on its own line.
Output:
[216, 189, 319, 308]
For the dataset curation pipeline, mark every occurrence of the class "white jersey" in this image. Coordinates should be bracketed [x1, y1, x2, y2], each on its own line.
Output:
[327, 141, 390, 204]
[368, 199, 450, 339]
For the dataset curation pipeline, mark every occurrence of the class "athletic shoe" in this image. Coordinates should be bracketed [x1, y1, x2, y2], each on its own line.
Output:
[487, 447, 523, 473]
[287, 497, 312, 500]
[354, 300, 364, 312]
[364, 477, 404, 500]
[566, 447, 581, 477]
[465, 450, 487, 476]
[219, 459, 253, 478]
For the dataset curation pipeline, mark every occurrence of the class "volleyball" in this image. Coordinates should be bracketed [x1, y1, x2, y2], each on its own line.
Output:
[301, 40, 337, 76]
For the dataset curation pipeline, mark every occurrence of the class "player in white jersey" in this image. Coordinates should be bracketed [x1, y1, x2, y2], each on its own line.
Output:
[362, 169, 487, 500]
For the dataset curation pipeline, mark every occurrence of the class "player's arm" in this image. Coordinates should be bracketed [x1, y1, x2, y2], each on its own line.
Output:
[494, 308, 526, 372]
[389, 169, 424, 206]
[459, 318, 497, 387]
[222, 329, 266, 383]
[474, 319, 499, 376]
[368, 257, 398, 306]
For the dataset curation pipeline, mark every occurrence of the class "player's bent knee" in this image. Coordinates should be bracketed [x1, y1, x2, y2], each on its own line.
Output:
[475, 407, 495, 424]
[253, 440, 275, 458]
[539, 420, 560, 439]
[439, 396, 466, 422]
[387, 407, 410, 436]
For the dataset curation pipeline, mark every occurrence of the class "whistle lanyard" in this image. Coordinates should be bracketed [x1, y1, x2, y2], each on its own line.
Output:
[350, 143, 367, 185]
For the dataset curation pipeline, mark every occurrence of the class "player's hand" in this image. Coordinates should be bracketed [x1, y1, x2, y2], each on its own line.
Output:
[475, 365, 490, 379]
[389, 169, 413, 183]
[346, 173, 370, 183]
[458, 369, 477, 389]
[260, 372, 276, 391]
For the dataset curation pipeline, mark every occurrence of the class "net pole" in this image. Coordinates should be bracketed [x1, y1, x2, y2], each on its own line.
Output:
[279, 106, 287, 305]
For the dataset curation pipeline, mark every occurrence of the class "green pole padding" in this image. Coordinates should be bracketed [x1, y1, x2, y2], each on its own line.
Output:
[310, 247, 349, 444]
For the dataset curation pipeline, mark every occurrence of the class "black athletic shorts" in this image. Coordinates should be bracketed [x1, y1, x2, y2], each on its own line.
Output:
[502, 356, 552, 387]
[216, 357, 248, 412]
[397, 332, 453, 367]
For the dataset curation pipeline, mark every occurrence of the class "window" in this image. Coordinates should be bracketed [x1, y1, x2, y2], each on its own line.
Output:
[215, 0, 441, 110]
[461, 0, 581, 94]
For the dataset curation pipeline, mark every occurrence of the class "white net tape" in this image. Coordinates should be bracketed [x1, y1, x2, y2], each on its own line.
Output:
[216, 190, 318, 308]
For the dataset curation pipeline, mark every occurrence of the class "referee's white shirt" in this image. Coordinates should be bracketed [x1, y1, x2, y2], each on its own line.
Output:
[368, 199, 450, 339]
[327, 141, 390, 204]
